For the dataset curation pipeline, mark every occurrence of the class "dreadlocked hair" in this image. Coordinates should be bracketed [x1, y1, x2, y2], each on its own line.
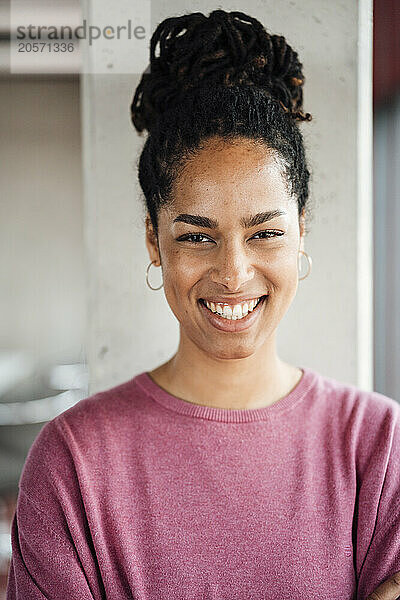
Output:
[130, 9, 312, 237]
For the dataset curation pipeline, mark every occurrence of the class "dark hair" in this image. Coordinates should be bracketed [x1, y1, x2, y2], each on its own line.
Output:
[130, 9, 312, 238]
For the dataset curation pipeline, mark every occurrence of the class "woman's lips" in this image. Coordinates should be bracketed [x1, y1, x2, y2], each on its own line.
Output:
[198, 295, 268, 332]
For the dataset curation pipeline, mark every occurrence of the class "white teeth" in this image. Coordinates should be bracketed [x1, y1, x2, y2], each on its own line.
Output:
[222, 305, 233, 318]
[232, 304, 243, 319]
[202, 296, 265, 320]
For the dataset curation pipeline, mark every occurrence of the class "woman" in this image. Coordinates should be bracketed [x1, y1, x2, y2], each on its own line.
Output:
[6, 9, 400, 600]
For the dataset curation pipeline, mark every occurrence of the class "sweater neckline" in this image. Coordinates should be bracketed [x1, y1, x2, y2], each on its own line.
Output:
[134, 366, 318, 423]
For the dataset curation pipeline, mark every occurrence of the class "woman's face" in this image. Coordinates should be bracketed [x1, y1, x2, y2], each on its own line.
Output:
[146, 136, 306, 360]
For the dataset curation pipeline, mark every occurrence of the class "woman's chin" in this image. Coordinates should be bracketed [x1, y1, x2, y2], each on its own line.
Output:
[200, 340, 258, 361]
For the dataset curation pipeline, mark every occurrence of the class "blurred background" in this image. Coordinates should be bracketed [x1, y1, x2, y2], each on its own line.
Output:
[0, 0, 399, 596]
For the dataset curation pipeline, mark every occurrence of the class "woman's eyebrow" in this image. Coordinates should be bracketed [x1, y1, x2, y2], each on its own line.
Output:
[172, 210, 287, 229]
[241, 210, 287, 228]
[173, 214, 218, 228]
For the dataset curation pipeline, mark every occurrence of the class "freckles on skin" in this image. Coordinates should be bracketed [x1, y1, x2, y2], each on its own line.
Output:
[161, 247, 200, 323]
[177, 137, 293, 216]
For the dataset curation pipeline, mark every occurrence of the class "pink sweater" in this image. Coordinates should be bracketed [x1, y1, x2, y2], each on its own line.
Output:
[6, 366, 400, 599]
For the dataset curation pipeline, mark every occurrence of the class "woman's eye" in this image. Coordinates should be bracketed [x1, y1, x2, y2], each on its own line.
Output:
[176, 231, 284, 244]
[177, 233, 213, 244]
[251, 230, 284, 240]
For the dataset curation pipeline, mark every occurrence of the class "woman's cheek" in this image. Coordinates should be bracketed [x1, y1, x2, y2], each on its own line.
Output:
[171, 251, 207, 281]
[162, 254, 200, 306]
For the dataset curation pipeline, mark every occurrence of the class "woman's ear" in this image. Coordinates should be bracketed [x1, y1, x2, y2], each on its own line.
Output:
[299, 209, 306, 252]
[145, 214, 161, 266]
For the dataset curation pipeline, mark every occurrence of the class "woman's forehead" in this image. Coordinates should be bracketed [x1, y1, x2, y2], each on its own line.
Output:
[170, 167, 291, 213]
[172, 144, 288, 198]
[178, 139, 281, 181]
[161, 139, 294, 223]
[169, 190, 291, 214]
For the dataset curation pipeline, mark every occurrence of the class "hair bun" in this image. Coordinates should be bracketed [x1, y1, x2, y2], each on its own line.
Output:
[131, 9, 311, 133]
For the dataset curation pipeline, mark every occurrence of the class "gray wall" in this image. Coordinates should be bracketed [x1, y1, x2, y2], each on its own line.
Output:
[0, 76, 85, 373]
[0, 76, 85, 491]
[81, 0, 373, 394]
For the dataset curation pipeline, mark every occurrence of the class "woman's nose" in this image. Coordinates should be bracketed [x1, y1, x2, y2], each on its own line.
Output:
[209, 243, 255, 290]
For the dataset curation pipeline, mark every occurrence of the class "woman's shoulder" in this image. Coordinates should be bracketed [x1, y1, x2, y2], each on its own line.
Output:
[307, 366, 399, 418]
[52, 370, 152, 431]
[307, 368, 400, 464]
[18, 372, 150, 489]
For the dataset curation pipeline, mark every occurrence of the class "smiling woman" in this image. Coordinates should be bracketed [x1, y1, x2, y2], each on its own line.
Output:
[144, 138, 305, 359]
[6, 8, 400, 600]
[128, 9, 313, 397]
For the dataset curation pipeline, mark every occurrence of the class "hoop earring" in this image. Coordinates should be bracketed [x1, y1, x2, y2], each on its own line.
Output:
[298, 250, 312, 280]
[146, 260, 163, 290]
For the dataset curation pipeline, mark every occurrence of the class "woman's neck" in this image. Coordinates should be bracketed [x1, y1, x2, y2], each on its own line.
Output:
[148, 334, 302, 411]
